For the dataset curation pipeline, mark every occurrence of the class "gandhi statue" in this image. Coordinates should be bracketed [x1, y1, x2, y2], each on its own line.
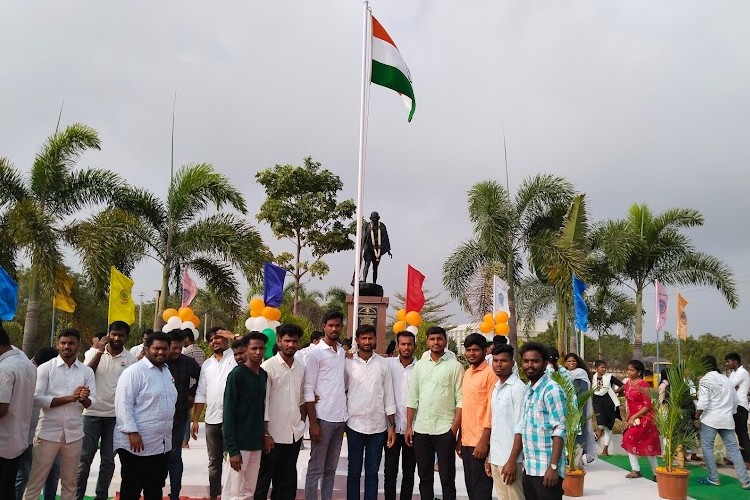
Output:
[356, 211, 392, 284]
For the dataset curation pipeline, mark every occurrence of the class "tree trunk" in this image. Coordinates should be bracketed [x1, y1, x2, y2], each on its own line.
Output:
[507, 258, 518, 351]
[556, 290, 566, 356]
[293, 235, 301, 315]
[633, 287, 644, 359]
[153, 262, 170, 331]
[21, 272, 41, 356]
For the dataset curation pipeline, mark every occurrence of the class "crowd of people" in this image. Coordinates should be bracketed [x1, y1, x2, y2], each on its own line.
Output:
[1, 313, 750, 500]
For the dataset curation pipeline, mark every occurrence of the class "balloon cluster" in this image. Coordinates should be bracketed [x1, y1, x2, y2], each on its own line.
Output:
[392, 309, 422, 335]
[162, 307, 201, 338]
[245, 297, 281, 358]
[479, 311, 510, 335]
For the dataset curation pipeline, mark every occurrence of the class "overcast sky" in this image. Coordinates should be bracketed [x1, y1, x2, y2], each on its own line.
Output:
[1, 0, 748, 341]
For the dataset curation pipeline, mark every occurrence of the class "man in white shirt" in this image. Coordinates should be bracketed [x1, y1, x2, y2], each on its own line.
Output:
[114, 331, 178, 500]
[304, 310, 348, 500]
[0, 322, 37, 499]
[345, 324, 396, 500]
[256, 324, 307, 500]
[128, 330, 152, 360]
[484, 342, 525, 500]
[295, 330, 323, 364]
[76, 321, 136, 500]
[191, 327, 236, 500]
[82, 334, 102, 365]
[695, 355, 750, 489]
[725, 352, 750, 464]
[384, 331, 417, 500]
[23, 329, 96, 500]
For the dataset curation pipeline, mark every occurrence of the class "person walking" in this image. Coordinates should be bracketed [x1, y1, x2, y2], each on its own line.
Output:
[724, 352, 750, 464]
[695, 355, 750, 489]
[384, 331, 417, 500]
[191, 327, 237, 500]
[303, 311, 348, 500]
[0, 321, 37, 499]
[590, 360, 623, 456]
[76, 321, 136, 500]
[517, 342, 565, 500]
[621, 360, 660, 479]
[223, 332, 269, 500]
[405, 326, 463, 500]
[23, 329, 96, 500]
[255, 324, 307, 500]
[166, 330, 201, 500]
[458, 333, 495, 500]
[484, 342, 526, 500]
[345, 324, 396, 500]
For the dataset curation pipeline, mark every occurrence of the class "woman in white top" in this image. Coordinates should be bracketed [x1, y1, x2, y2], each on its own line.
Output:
[591, 360, 624, 456]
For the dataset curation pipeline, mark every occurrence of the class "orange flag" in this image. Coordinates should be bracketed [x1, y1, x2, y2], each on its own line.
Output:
[676, 291, 688, 341]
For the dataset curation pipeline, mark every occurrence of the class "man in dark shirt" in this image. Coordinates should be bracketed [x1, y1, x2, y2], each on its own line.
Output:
[166, 330, 201, 500]
[223, 332, 269, 499]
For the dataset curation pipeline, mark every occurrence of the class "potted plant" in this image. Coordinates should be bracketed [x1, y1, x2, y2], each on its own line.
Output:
[550, 371, 595, 497]
[652, 359, 706, 500]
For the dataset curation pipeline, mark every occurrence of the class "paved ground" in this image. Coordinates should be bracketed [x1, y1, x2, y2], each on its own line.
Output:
[81, 424, 693, 499]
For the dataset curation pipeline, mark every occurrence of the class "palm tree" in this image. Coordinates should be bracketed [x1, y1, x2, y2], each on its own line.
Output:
[591, 203, 738, 359]
[324, 286, 348, 316]
[0, 124, 127, 355]
[115, 164, 270, 329]
[442, 175, 576, 348]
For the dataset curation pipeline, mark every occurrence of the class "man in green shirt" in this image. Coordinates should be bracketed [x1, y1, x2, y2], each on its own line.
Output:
[222, 332, 270, 499]
[405, 326, 463, 500]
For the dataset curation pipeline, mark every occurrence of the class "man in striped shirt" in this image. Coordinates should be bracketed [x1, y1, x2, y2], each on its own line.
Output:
[516, 342, 566, 500]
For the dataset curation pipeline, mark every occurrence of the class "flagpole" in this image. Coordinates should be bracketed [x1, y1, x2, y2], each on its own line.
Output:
[580, 328, 584, 360]
[50, 305, 56, 346]
[351, 1, 371, 338]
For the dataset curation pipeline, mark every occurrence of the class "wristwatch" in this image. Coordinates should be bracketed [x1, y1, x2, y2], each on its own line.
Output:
[550, 463, 558, 471]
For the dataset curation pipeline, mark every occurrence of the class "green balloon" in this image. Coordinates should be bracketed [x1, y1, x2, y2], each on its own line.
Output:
[263, 328, 276, 358]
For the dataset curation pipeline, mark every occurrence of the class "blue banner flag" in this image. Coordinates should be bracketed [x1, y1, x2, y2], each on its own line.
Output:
[572, 275, 588, 332]
[0, 265, 19, 321]
[263, 262, 287, 308]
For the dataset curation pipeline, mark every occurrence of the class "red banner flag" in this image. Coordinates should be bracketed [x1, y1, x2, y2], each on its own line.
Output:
[406, 265, 425, 313]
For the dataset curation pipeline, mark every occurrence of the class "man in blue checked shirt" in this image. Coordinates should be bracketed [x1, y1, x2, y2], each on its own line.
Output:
[516, 342, 566, 500]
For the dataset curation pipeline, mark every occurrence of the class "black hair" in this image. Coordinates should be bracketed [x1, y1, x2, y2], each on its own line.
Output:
[493, 335, 508, 346]
[277, 323, 303, 339]
[322, 310, 344, 324]
[546, 346, 560, 362]
[701, 355, 719, 372]
[246, 331, 268, 344]
[385, 340, 396, 355]
[168, 331, 185, 344]
[141, 328, 154, 338]
[627, 359, 645, 377]
[206, 326, 223, 342]
[594, 359, 607, 368]
[183, 329, 196, 342]
[58, 328, 81, 342]
[396, 331, 416, 343]
[725, 352, 741, 364]
[355, 324, 376, 337]
[272, 343, 280, 355]
[565, 352, 591, 378]
[492, 343, 514, 358]
[341, 338, 353, 349]
[464, 332, 488, 350]
[519, 341, 547, 360]
[145, 331, 170, 347]
[425, 326, 447, 339]
[92, 333, 104, 341]
[0, 320, 9, 346]
[232, 336, 248, 349]
[310, 331, 324, 342]
[108, 321, 131, 334]
[34, 346, 58, 365]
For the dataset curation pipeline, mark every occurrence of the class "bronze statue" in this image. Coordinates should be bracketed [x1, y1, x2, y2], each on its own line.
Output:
[355, 211, 392, 284]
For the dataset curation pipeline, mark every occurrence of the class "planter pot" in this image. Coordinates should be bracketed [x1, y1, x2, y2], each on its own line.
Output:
[654, 468, 690, 500]
[562, 469, 586, 497]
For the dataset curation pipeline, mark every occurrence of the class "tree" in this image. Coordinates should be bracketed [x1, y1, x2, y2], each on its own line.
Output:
[587, 287, 637, 359]
[0, 124, 129, 355]
[442, 175, 576, 349]
[591, 203, 738, 359]
[115, 164, 269, 329]
[256, 157, 356, 314]
[324, 286, 349, 318]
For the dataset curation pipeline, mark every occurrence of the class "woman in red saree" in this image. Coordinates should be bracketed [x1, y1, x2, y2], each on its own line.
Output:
[621, 359, 661, 478]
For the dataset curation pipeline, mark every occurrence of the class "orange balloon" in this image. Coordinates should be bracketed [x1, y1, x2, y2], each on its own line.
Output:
[162, 308, 178, 322]
[405, 311, 422, 326]
[178, 307, 194, 321]
[483, 313, 494, 324]
[249, 297, 265, 311]
[478, 321, 493, 334]
[262, 306, 275, 319]
[191, 315, 201, 328]
[393, 320, 407, 333]
[396, 309, 407, 321]
[495, 311, 509, 324]
[495, 323, 510, 335]
[250, 309, 260, 318]
[270, 307, 282, 322]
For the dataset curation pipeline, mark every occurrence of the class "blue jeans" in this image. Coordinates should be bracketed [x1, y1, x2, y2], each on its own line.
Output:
[700, 423, 750, 484]
[168, 419, 188, 500]
[15, 444, 60, 500]
[346, 427, 387, 500]
[76, 415, 116, 500]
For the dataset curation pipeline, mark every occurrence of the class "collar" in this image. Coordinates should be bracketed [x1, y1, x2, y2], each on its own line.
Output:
[529, 373, 550, 392]
[55, 355, 80, 368]
[398, 356, 416, 368]
[354, 352, 378, 364]
[142, 356, 166, 370]
[105, 346, 128, 358]
[469, 360, 490, 373]
[318, 340, 340, 353]
[498, 372, 521, 387]
[273, 352, 299, 368]
[427, 352, 449, 364]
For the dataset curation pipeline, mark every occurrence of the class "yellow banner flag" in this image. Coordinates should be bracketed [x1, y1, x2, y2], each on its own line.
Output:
[53, 270, 76, 313]
[108, 267, 135, 325]
[676, 290, 688, 341]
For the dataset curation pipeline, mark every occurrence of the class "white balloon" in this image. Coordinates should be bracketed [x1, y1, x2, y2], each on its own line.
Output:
[162, 324, 175, 333]
[406, 325, 419, 334]
[268, 320, 280, 329]
[182, 321, 195, 330]
[245, 317, 254, 331]
[192, 327, 199, 339]
[254, 317, 269, 332]
[167, 316, 181, 327]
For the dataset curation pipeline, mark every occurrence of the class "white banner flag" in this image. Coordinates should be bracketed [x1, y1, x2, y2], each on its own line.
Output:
[493, 276, 510, 313]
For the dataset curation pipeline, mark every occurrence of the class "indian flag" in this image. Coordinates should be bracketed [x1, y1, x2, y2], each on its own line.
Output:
[371, 16, 416, 122]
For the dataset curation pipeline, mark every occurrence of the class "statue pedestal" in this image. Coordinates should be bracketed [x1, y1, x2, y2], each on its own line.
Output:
[346, 294, 390, 355]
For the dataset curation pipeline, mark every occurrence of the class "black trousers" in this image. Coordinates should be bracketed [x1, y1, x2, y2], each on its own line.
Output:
[735, 405, 750, 462]
[461, 446, 493, 500]
[0, 455, 21, 500]
[117, 450, 169, 500]
[254, 439, 302, 500]
[522, 473, 563, 500]
[413, 431, 456, 500]
[384, 433, 416, 500]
